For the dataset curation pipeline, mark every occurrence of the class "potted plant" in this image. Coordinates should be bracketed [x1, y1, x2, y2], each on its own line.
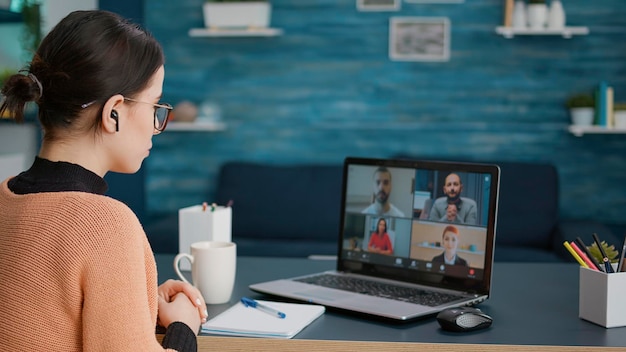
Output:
[0, 68, 13, 118]
[0, 68, 13, 88]
[203, 0, 271, 29]
[587, 240, 619, 265]
[527, 0, 547, 30]
[566, 93, 595, 126]
[20, 0, 42, 60]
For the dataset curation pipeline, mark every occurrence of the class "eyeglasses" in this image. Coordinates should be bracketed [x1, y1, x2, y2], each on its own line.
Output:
[123, 97, 172, 134]
[81, 97, 173, 134]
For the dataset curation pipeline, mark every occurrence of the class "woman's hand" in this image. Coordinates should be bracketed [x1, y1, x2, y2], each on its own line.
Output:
[157, 292, 202, 335]
[158, 279, 208, 323]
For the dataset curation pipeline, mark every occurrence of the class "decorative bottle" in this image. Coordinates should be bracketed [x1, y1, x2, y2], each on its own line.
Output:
[527, 0, 548, 30]
[548, 0, 566, 30]
[512, 0, 527, 29]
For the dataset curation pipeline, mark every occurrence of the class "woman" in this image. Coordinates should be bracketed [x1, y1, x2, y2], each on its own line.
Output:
[368, 218, 393, 255]
[0, 10, 206, 351]
[432, 225, 468, 266]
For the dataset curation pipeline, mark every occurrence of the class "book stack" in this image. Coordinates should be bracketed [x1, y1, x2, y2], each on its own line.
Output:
[595, 81, 615, 128]
[503, 0, 514, 27]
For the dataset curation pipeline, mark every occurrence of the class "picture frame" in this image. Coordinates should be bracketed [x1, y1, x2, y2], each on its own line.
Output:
[357, 0, 401, 12]
[389, 17, 450, 62]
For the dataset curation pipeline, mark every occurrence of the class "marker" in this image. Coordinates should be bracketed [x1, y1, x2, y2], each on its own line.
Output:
[569, 241, 598, 271]
[563, 241, 588, 268]
[241, 297, 286, 319]
[617, 235, 626, 272]
[575, 237, 604, 272]
[592, 233, 614, 273]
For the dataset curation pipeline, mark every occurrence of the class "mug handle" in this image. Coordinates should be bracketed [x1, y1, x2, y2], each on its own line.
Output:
[173, 253, 193, 284]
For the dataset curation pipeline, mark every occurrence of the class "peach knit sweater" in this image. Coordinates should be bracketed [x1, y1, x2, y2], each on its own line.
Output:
[0, 179, 178, 351]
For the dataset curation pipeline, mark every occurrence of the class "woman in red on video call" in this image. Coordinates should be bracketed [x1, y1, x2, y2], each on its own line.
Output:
[368, 217, 394, 255]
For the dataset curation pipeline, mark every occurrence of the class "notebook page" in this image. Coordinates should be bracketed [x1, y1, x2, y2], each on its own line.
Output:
[201, 300, 325, 339]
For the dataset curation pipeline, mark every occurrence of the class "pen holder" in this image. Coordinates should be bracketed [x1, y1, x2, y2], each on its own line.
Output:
[579, 266, 626, 328]
[178, 204, 232, 271]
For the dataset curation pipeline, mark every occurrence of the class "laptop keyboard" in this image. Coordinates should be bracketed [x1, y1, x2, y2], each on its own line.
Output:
[294, 274, 464, 307]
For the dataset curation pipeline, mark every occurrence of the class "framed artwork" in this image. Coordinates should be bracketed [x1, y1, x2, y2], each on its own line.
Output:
[357, 0, 401, 12]
[389, 17, 450, 62]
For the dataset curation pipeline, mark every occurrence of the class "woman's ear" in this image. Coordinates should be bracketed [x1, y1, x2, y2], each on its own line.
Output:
[101, 95, 125, 133]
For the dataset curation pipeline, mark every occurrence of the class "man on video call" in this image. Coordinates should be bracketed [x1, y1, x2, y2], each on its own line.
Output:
[429, 172, 477, 225]
[362, 167, 405, 217]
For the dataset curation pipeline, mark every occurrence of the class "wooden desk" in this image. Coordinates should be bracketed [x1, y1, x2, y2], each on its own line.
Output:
[193, 336, 623, 351]
[156, 255, 626, 350]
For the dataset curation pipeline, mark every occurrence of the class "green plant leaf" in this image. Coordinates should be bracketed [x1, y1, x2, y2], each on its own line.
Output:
[587, 240, 619, 264]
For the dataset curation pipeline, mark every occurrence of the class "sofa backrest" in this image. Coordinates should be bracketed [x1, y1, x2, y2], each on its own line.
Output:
[495, 161, 558, 248]
[215, 162, 343, 244]
[216, 158, 560, 255]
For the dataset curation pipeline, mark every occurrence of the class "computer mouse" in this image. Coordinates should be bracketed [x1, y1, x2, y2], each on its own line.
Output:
[436, 307, 493, 332]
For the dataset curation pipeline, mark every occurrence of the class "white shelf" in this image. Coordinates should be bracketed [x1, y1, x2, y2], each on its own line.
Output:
[188, 27, 283, 37]
[568, 125, 626, 137]
[495, 26, 589, 39]
[166, 121, 226, 132]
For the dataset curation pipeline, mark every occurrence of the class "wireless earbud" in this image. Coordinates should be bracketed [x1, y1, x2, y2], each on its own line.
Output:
[111, 110, 119, 132]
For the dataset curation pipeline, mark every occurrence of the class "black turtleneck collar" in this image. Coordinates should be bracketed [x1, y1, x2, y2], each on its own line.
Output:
[8, 156, 108, 195]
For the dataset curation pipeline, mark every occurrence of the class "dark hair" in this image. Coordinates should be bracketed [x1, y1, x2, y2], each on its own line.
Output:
[446, 203, 458, 210]
[376, 218, 387, 234]
[0, 10, 164, 139]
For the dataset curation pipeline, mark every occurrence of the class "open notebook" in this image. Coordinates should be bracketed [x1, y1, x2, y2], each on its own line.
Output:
[201, 300, 325, 338]
[251, 156, 500, 321]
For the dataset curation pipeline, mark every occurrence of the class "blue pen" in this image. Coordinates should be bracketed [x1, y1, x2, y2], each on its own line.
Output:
[241, 297, 286, 319]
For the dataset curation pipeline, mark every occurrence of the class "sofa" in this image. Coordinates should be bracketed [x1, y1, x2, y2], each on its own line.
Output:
[142, 158, 620, 262]
[143, 162, 343, 257]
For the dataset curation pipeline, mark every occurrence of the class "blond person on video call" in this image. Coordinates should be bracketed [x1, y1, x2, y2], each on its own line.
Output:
[429, 172, 477, 225]
[431, 225, 468, 266]
[361, 166, 405, 217]
[0, 10, 207, 351]
[368, 218, 394, 255]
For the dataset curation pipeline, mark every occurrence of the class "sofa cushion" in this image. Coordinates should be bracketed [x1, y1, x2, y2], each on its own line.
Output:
[215, 162, 343, 244]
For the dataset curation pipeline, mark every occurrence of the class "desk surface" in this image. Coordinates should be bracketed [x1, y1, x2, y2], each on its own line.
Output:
[155, 255, 626, 349]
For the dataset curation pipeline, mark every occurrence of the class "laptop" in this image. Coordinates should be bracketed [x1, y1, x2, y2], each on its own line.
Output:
[250, 157, 500, 321]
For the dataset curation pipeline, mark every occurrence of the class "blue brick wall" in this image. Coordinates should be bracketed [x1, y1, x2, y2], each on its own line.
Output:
[143, 0, 626, 225]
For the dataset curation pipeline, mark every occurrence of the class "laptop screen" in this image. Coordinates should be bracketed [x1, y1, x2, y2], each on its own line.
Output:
[338, 157, 500, 294]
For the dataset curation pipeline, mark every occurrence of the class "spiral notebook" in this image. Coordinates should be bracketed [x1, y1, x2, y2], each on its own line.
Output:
[201, 300, 325, 338]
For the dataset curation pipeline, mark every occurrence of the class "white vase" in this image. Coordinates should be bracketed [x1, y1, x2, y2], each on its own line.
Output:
[527, 4, 548, 30]
[570, 108, 594, 126]
[203, 2, 271, 29]
[548, 0, 566, 30]
[512, 1, 527, 29]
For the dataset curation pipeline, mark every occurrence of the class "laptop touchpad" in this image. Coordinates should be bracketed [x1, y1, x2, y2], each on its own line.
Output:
[293, 288, 353, 301]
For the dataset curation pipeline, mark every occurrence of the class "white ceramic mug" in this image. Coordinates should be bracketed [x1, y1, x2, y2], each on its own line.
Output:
[173, 241, 237, 304]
